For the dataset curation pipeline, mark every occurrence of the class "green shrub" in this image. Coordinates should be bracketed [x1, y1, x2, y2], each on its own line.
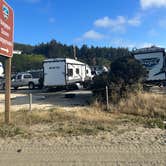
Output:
[93, 56, 147, 104]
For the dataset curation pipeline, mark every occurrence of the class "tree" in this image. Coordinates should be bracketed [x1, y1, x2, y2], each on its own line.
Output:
[109, 56, 147, 85]
[93, 56, 147, 103]
[12, 54, 45, 73]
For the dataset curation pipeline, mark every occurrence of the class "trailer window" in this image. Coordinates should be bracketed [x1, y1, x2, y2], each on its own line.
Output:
[86, 70, 89, 74]
[68, 69, 73, 77]
[76, 68, 79, 74]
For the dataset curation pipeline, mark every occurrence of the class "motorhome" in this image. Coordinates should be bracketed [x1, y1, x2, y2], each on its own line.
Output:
[132, 46, 166, 85]
[43, 58, 92, 88]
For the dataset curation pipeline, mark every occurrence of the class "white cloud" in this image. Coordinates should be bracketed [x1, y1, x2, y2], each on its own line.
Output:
[128, 16, 141, 26]
[94, 17, 112, 28]
[94, 16, 126, 30]
[94, 15, 141, 33]
[140, 0, 166, 9]
[82, 30, 104, 40]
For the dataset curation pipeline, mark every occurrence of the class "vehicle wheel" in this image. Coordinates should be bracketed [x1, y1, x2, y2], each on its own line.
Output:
[14, 86, 18, 90]
[29, 82, 35, 90]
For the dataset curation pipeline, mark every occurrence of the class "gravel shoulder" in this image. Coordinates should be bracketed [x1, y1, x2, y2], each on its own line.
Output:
[0, 127, 165, 166]
[0, 89, 166, 165]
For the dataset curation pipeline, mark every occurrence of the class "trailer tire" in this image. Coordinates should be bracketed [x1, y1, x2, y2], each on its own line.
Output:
[29, 82, 35, 90]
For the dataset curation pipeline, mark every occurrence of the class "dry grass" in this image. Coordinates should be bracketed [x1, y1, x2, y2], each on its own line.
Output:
[0, 107, 121, 138]
[113, 92, 166, 120]
[0, 92, 165, 138]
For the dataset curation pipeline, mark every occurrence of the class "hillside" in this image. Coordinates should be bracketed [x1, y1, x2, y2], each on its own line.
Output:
[14, 40, 130, 66]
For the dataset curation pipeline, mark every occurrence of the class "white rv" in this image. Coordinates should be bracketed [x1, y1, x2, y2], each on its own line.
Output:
[43, 58, 92, 87]
[132, 47, 166, 83]
[0, 62, 4, 77]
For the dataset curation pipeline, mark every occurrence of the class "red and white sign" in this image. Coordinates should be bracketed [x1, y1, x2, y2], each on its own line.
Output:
[0, 0, 14, 58]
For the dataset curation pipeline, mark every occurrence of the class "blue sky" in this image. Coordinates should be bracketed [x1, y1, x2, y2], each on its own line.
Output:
[6, 0, 166, 48]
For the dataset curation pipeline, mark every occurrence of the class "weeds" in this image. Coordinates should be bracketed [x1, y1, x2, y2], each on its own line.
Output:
[113, 92, 166, 120]
[0, 92, 165, 138]
[0, 124, 28, 138]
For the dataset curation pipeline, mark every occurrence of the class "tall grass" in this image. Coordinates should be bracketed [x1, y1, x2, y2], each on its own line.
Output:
[114, 92, 166, 120]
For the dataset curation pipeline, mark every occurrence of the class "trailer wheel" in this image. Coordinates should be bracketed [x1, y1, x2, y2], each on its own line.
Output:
[29, 82, 35, 90]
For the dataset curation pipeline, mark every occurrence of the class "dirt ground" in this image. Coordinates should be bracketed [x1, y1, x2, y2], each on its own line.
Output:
[0, 88, 166, 165]
[0, 127, 165, 166]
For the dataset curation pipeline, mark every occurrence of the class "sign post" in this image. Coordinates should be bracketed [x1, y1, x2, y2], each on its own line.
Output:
[0, 0, 14, 124]
[5, 57, 11, 123]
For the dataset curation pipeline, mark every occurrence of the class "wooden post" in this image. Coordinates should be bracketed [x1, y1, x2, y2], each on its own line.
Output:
[5, 57, 12, 124]
[29, 93, 32, 111]
[106, 86, 109, 110]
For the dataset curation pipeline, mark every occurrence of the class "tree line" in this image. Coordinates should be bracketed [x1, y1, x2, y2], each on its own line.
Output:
[0, 39, 131, 73]
[13, 39, 130, 71]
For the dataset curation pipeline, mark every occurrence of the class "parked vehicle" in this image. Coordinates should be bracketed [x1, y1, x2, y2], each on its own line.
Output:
[0, 62, 4, 78]
[91, 65, 109, 76]
[132, 46, 166, 85]
[11, 72, 40, 90]
[28, 69, 43, 89]
[43, 58, 93, 88]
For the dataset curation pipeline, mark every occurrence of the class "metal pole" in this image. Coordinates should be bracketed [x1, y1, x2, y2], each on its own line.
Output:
[29, 93, 32, 111]
[106, 86, 109, 110]
[5, 57, 12, 124]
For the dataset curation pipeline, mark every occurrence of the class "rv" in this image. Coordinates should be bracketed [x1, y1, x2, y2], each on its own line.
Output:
[43, 58, 92, 88]
[132, 46, 166, 85]
[0, 62, 4, 77]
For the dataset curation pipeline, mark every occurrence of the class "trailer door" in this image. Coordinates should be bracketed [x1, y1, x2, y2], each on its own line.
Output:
[44, 61, 66, 86]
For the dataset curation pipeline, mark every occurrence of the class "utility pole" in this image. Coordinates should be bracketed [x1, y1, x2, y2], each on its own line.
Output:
[73, 45, 77, 60]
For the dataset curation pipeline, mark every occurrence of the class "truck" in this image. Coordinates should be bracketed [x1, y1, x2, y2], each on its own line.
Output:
[132, 46, 166, 85]
[11, 72, 41, 90]
[43, 58, 93, 88]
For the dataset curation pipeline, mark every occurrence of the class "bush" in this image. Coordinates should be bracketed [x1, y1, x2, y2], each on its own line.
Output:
[93, 56, 147, 103]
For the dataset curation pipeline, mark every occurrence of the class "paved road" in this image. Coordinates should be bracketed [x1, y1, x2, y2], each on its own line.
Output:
[0, 89, 93, 112]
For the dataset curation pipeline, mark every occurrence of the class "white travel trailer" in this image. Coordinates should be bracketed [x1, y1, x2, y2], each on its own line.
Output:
[43, 58, 92, 87]
[132, 46, 166, 84]
[0, 62, 4, 77]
